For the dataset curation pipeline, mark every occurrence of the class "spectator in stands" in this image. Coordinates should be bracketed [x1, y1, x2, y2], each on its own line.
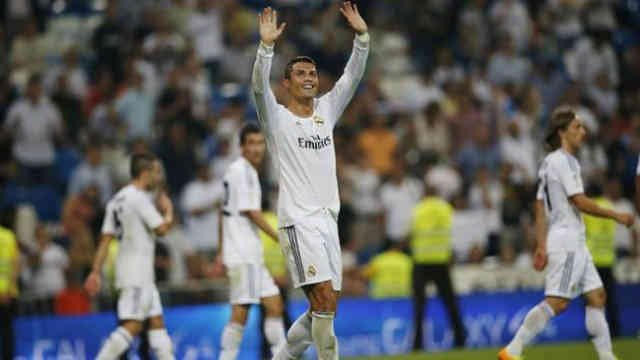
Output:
[62, 184, 100, 277]
[2, 73, 64, 186]
[8, 18, 46, 85]
[92, 0, 126, 80]
[187, 0, 224, 84]
[487, 34, 532, 86]
[30, 224, 69, 305]
[565, 26, 619, 87]
[142, 8, 186, 76]
[54, 270, 90, 315]
[68, 139, 114, 205]
[156, 121, 197, 197]
[50, 68, 86, 143]
[114, 65, 156, 140]
[357, 113, 398, 176]
[379, 157, 423, 245]
[456, 123, 501, 181]
[181, 162, 224, 260]
[410, 181, 466, 350]
[362, 241, 412, 299]
[489, 0, 531, 52]
[0, 210, 20, 360]
[412, 101, 451, 158]
[344, 150, 383, 256]
[451, 193, 487, 263]
[44, 47, 88, 101]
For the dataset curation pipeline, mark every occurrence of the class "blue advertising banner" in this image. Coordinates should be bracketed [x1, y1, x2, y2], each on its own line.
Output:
[14, 285, 640, 359]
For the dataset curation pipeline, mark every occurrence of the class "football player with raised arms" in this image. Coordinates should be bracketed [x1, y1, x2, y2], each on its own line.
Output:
[251, 2, 369, 359]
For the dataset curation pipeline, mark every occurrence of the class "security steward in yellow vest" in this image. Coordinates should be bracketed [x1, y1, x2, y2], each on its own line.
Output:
[362, 241, 413, 299]
[410, 185, 466, 350]
[0, 216, 20, 360]
[583, 188, 619, 337]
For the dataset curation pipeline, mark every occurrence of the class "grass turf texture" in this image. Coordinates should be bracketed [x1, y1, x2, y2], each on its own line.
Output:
[347, 338, 639, 359]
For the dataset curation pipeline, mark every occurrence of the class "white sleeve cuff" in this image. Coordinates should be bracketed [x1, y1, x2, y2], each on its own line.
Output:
[356, 32, 370, 43]
[258, 41, 275, 55]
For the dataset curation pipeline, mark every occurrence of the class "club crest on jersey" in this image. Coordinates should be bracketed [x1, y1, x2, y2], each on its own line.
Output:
[308, 265, 317, 277]
[313, 115, 325, 125]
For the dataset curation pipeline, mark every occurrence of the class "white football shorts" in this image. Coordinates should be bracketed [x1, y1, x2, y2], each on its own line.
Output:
[545, 247, 603, 299]
[117, 285, 163, 321]
[279, 210, 342, 291]
[228, 263, 280, 304]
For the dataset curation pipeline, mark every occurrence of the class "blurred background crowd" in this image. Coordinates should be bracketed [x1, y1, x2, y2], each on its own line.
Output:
[1, 0, 640, 317]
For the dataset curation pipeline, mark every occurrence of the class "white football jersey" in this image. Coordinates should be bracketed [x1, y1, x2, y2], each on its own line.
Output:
[536, 149, 586, 252]
[221, 157, 263, 265]
[251, 34, 369, 227]
[102, 184, 164, 288]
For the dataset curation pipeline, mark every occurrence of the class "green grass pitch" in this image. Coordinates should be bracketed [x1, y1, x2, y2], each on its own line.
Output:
[347, 338, 640, 359]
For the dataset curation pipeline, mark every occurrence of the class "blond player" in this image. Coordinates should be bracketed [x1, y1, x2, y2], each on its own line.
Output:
[499, 107, 634, 360]
[251, 2, 369, 360]
[85, 153, 175, 360]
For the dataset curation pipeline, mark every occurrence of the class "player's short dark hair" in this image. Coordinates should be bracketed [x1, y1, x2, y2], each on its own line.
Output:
[130, 152, 158, 179]
[284, 56, 317, 79]
[545, 106, 577, 151]
[28, 73, 42, 87]
[239, 123, 262, 145]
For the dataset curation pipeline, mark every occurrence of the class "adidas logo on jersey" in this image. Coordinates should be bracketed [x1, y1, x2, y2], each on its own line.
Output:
[297, 135, 332, 150]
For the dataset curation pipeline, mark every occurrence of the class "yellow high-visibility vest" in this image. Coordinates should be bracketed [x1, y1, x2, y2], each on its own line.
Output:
[260, 211, 287, 278]
[583, 197, 616, 267]
[410, 197, 453, 264]
[0, 226, 19, 296]
[364, 250, 413, 298]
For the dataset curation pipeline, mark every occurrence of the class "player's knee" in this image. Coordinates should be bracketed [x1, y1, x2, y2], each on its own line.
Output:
[230, 305, 250, 324]
[588, 289, 607, 307]
[264, 297, 283, 317]
[121, 320, 144, 337]
[309, 285, 336, 313]
[546, 298, 569, 314]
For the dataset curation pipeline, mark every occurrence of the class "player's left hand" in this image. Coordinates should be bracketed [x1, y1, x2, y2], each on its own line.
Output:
[340, 1, 367, 35]
[533, 247, 547, 272]
[84, 271, 101, 297]
[616, 212, 635, 227]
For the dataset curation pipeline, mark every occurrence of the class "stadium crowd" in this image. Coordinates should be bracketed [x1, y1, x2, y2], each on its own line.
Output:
[1, 0, 640, 318]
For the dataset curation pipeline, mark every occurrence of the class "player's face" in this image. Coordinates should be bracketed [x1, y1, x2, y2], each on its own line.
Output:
[563, 117, 587, 150]
[147, 160, 163, 189]
[285, 62, 319, 100]
[242, 133, 266, 167]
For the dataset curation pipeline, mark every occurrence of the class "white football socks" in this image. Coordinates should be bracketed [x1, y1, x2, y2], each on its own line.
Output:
[219, 322, 244, 360]
[311, 311, 339, 360]
[96, 327, 133, 360]
[149, 328, 174, 360]
[273, 312, 313, 360]
[586, 306, 616, 360]
[505, 301, 555, 356]
[264, 316, 286, 356]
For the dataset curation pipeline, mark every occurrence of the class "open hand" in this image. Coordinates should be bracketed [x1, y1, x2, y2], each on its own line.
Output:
[340, 1, 367, 35]
[84, 271, 101, 297]
[533, 247, 547, 272]
[258, 7, 286, 46]
[616, 213, 635, 227]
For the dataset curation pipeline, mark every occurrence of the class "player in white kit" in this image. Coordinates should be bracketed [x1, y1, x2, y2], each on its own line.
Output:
[251, 3, 369, 360]
[84, 153, 175, 360]
[217, 124, 286, 360]
[499, 107, 634, 360]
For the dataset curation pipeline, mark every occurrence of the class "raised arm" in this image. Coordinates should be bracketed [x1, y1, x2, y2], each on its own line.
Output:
[251, 7, 286, 127]
[323, 2, 370, 124]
